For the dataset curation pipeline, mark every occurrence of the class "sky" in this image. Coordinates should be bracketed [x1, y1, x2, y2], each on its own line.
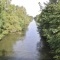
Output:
[11, 0, 49, 17]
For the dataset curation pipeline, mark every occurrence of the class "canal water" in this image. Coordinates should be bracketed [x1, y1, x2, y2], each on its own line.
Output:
[0, 19, 53, 60]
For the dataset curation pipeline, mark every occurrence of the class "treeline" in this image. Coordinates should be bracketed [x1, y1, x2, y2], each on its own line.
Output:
[36, 0, 60, 60]
[0, 0, 32, 40]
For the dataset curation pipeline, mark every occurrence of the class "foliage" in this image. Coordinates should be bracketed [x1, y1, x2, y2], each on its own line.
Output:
[49, 0, 57, 4]
[0, 0, 32, 40]
[37, 1, 60, 60]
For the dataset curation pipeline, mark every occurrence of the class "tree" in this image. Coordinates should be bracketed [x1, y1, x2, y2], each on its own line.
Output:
[0, 0, 32, 39]
[37, 1, 60, 60]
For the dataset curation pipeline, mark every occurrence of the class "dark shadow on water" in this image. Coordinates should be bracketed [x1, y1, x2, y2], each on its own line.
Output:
[1, 49, 7, 57]
[37, 37, 54, 60]
[0, 49, 7, 60]
[0, 57, 38, 60]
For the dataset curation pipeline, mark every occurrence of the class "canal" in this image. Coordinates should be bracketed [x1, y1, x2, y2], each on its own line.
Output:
[0, 19, 53, 60]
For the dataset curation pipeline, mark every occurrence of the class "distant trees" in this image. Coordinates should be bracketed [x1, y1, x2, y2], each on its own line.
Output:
[0, 0, 32, 40]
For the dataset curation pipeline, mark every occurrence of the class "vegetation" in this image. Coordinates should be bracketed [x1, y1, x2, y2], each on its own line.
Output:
[36, 0, 60, 60]
[0, 0, 32, 40]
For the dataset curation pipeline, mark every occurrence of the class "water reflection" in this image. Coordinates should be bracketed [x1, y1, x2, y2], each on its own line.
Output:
[1, 49, 7, 56]
[37, 38, 53, 60]
[13, 20, 40, 60]
[0, 49, 7, 60]
[0, 33, 25, 58]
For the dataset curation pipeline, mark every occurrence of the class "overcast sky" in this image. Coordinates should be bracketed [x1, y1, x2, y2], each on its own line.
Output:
[11, 0, 49, 17]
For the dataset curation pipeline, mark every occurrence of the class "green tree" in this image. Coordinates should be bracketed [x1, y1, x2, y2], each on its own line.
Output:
[0, 0, 32, 39]
[37, 1, 60, 60]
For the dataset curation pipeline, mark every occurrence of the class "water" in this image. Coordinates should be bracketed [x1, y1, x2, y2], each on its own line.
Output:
[0, 19, 53, 60]
[13, 19, 40, 60]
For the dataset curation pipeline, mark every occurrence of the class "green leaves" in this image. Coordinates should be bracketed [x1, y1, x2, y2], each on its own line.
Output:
[0, 0, 32, 39]
[37, 1, 60, 60]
